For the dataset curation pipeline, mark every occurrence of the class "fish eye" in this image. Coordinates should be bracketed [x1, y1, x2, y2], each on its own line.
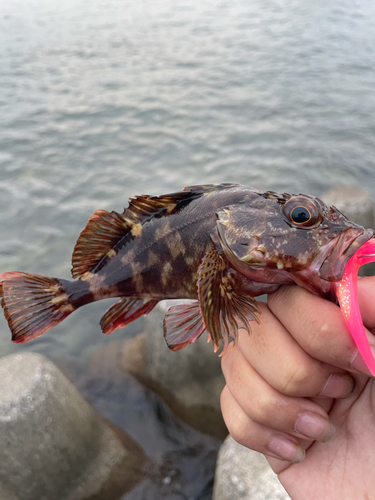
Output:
[290, 206, 311, 224]
[282, 196, 321, 228]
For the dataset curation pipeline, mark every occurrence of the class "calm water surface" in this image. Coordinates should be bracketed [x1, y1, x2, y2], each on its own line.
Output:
[0, 0, 375, 497]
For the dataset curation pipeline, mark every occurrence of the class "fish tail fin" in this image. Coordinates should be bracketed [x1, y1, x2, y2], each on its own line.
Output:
[0, 272, 75, 343]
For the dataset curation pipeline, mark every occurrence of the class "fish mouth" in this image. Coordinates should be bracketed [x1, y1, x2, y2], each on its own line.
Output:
[318, 227, 374, 282]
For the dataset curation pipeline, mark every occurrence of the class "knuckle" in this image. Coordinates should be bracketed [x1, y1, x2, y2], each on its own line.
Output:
[220, 388, 250, 443]
[220, 349, 231, 374]
[220, 346, 240, 381]
[226, 412, 250, 445]
[278, 364, 314, 396]
[251, 392, 278, 423]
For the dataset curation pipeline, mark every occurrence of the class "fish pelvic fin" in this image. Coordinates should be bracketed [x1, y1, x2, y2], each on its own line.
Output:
[100, 297, 158, 335]
[197, 248, 261, 356]
[0, 272, 74, 343]
[163, 301, 206, 351]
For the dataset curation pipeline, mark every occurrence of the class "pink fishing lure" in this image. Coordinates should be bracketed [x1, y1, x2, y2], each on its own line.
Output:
[336, 239, 375, 376]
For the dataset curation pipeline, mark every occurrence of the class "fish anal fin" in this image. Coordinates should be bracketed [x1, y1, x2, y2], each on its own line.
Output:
[198, 248, 261, 355]
[100, 297, 158, 335]
[72, 209, 132, 279]
[163, 302, 206, 351]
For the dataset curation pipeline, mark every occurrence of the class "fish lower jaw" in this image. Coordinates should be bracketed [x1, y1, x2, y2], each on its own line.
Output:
[318, 228, 374, 282]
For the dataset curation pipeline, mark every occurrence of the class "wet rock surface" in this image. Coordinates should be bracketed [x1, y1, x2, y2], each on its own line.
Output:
[0, 352, 146, 500]
[213, 436, 290, 500]
[321, 186, 374, 230]
[68, 339, 222, 500]
[121, 299, 227, 440]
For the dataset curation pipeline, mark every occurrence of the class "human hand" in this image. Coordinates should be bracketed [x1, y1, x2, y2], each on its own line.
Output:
[220, 277, 375, 500]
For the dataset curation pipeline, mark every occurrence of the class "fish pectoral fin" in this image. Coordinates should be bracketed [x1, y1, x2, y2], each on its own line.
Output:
[100, 297, 158, 335]
[198, 248, 261, 355]
[163, 302, 206, 351]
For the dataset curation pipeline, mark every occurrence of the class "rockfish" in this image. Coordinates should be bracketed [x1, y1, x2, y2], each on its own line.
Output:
[0, 183, 373, 356]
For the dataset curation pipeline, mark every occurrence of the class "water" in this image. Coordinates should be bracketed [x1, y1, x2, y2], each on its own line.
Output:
[0, 0, 375, 497]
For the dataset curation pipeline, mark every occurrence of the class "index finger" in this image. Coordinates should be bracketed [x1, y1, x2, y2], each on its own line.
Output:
[227, 301, 353, 399]
[268, 283, 375, 376]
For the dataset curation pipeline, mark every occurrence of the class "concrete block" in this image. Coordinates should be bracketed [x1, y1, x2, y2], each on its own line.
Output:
[213, 435, 290, 500]
[121, 299, 227, 439]
[0, 352, 146, 500]
[143, 300, 225, 408]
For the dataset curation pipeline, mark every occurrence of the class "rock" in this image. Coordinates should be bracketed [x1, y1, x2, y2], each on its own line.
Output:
[143, 300, 225, 408]
[213, 435, 290, 500]
[322, 186, 375, 276]
[321, 186, 374, 229]
[121, 299, 227, 439]
[0, 352, 147, 500]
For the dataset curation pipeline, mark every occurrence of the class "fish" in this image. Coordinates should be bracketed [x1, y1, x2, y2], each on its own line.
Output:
[0, 183, 374, 357]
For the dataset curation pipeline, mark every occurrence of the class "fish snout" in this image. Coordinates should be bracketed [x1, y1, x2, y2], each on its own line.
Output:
[318, 227, 375, 282]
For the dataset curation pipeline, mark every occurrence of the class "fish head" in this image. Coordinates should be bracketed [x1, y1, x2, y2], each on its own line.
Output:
[216, 191, 374, 296]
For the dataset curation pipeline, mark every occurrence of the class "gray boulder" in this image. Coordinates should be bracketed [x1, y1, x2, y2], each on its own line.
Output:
[321, 185, 374, 230]
[0, 352, 146, 500]
[213, 435, 290, 500]
[121, 299, 227, 439]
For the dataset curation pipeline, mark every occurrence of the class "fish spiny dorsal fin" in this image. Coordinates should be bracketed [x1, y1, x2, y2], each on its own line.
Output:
[72, 185, 237, 279]
[123, 187, 209, 223]
[123, 184, 240, 222]
[72, 209, 132, 279]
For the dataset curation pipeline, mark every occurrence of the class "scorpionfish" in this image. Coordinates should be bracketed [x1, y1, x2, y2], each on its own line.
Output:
[0, 183, 373, 355]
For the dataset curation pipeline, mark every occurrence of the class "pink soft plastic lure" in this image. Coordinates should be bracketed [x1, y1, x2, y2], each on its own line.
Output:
[336, 239, 375, 376]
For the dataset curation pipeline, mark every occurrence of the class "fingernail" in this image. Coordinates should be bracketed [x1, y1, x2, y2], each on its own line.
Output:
[294, 411, 336, 442]
[267, 435, 306, 463]
[350, 346, 375, 375]
[319, 373, 355, 398]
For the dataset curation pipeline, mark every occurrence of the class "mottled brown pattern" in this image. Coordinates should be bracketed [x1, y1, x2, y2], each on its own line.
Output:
[0, 183, 373, 347]
[88, 184, 248, 300]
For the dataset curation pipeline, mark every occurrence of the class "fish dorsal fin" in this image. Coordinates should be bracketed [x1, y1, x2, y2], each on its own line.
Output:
[124, 184, 241, 222]
[197, 247, 261, 355]
[72, 209, 132, 279]
[72, 189, 203, 279]
[72, 185, 235, 279]
[123, 188, 207, 223]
